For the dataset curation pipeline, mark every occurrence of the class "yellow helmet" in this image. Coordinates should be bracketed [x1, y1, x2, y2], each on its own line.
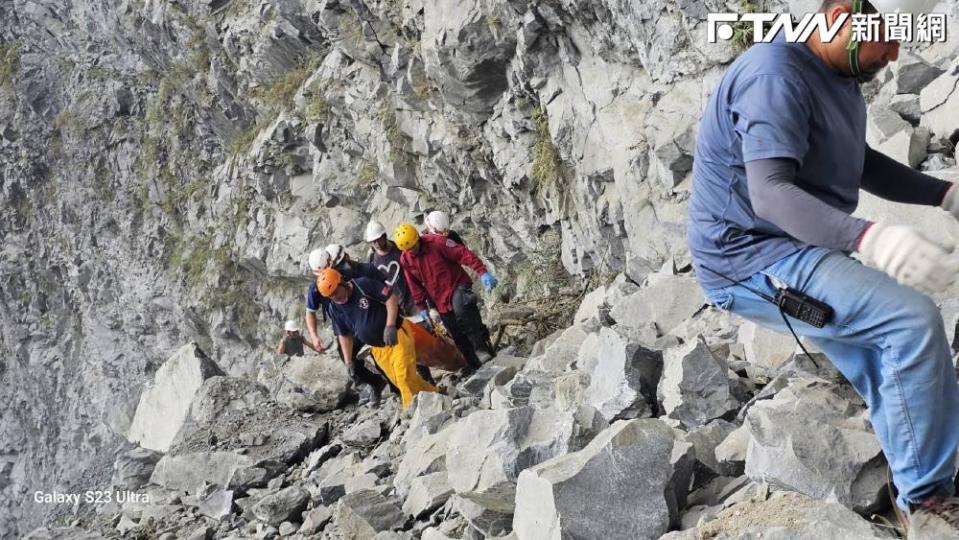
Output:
[394, 223, 420, 251]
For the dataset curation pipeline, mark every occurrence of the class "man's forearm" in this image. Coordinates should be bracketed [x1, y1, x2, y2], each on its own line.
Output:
[861, 147, 951, 206]
[338, 335, 354, 365]
[385, 294, 399, 327]
[306, 312, 318, 339]
[746, 158, 871, 252]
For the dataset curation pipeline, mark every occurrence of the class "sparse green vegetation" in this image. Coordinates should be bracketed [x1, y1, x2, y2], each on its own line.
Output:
[0, 42, 19, 88]
[228, 123, 260, 156]
[485, 14, 502, 33]
[253, 54, 321, 116]
[731, 0, 759, 51]
[530, 106, 563, 190]
[304, 90, 331, 123]
[356, 159, 378, 186]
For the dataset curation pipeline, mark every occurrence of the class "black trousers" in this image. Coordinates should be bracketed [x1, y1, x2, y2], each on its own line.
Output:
[439, 286, 491, 370]
[451, 286, 492, 352]
[336, 340, 388, 393]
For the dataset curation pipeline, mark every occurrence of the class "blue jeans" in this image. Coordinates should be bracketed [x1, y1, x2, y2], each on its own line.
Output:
[702, 246, 959, 509]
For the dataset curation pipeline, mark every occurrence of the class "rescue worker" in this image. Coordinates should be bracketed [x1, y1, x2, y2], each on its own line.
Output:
[326, 243, 382, 281]
[276, 320, 319, 358]
[304, 248, 386, 406]
[317, 268, 437, 409]
[365, 220, 416, 315]
[394, 223, 498, 370]
[423, 210, 467, 247]
[687, 0, 959, 535]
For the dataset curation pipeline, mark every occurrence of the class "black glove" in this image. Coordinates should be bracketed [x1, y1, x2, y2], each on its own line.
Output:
[383, 325, 398, 346]
[346, 361, 357, 380]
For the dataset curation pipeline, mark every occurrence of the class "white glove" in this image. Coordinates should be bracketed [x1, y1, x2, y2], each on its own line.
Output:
[941, 183, 959, 219]
[857, 223, 959, 294]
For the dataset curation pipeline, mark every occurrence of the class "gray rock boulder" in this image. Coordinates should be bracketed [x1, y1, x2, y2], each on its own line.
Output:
[739, 321, 797, 370]
[866, 104, 930, 167]
[586, 327, 663, 421]
[744, 378, 887, 513]
[334, 489, 406, 539]
[402, 472, 454, 518]
[196, 489, 234, 520]
[609, 275, 704, 335]
[895, 51, 945, 95]
[445, 406, 597, 513]
[921, 57, 959, 140]
[512, 419, 694, 540]
[150, 451, 253, 493]
[684, 419, 742, 479]
[526, 325, 590, 372]
[111, 447, 163, 490]
[394, 425, 453, 498]
[251, 485, 310, 527]
[657, 337, 737, 428]
[278, 354, 352, 412]
[126, 343, 224, 452]
[341, 419, 382, 447]
[189, 376, 269, 425]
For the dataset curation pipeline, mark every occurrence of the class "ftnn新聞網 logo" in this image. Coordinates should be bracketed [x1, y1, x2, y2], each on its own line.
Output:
[707, 12, 948, 44]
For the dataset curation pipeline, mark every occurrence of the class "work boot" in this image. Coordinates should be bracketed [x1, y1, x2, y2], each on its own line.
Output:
[908, 495, 959, 539]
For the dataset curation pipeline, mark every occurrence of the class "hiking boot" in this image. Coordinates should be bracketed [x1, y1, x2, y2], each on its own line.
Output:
[908, 495, 959, 539]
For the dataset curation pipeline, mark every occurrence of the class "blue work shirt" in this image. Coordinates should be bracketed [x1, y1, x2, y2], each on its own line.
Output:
[687, 33, 867, 289]
[328, 277, 400, 348]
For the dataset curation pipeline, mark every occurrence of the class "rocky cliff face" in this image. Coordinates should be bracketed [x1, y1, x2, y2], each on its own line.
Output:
[2, 0, 958, 538]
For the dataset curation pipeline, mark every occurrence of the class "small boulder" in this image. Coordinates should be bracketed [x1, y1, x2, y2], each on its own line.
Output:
[657, 337, 737, 428]
[251, 485, 310, 527]
[334, 489, 406, 538]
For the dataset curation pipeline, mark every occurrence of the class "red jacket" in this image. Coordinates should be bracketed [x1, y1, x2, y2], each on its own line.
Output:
[401, 234, 487, 313]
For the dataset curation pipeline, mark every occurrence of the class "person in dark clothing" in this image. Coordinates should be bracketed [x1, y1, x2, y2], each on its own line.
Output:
[277, 320, 319, 358]
[365, 220, 416, 315]
[305, 248, 387, 406]
[317, 268, 437, 409]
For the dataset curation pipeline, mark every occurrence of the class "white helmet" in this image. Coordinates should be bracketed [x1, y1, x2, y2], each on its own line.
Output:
[308, 248, 331, 271]
[365, 220, 387, 242]
[425, 210, 450, 234]
[869, 0, 941, 13]
[326, 243, 346, 266]
[284, 320, 299, 332]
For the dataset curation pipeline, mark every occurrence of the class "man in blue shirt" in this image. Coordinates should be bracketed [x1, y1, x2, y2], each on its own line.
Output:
[317, 268, 437, 409]
[688, 0, 959, 533]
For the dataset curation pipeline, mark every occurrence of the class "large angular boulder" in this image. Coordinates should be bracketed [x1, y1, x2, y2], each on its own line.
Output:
[394, 425, 454, 498]
[921, 57, 959, 140]
[278, 354, 352, 412]
[657, 337, 737, 428]
[112, 447, 163, 490]
[150, 451, 253, 493]
[526, 325, 590, 372]
[512, 419, 694, 540]
[334, 489, 406, 539]
[895, 51, 944, 95]
[251, 485, 310, 527]
[189, 376, 269, 425]
[126, 343, 224, 452]
[586, 327, 663, 421]
[739, 321, 797, 370]
[744, 378, 887, 513]
[608, 275, 704, 335]
[402, 472, 454, 518]
[866, 103, 929, 167]
[445, 406, 597, 513]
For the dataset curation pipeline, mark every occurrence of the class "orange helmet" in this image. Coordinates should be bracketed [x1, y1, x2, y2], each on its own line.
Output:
[316, 268, 342, 297]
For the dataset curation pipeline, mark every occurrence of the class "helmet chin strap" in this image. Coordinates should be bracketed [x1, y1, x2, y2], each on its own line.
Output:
[846, 0, 871, 83]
